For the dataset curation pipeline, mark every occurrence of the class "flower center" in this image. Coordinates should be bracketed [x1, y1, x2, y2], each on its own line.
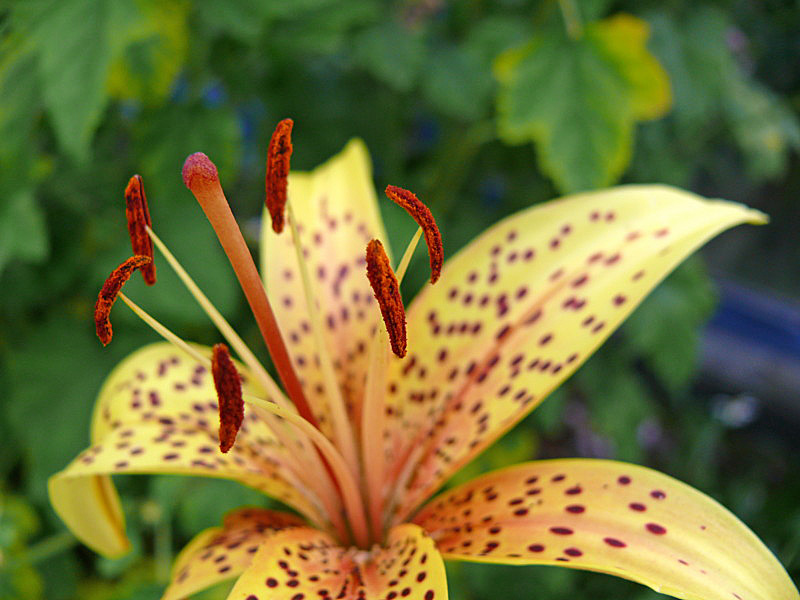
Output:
[94, 120, 443, 551]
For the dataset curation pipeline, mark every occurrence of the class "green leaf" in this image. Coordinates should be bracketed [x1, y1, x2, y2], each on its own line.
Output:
[0, 39, 41, 157]
[35, 0, 137, 161]
[421, 46, 493, 120]
[724, 77, 800, 180]
[270, 2, 379, 57]
[495, 28, 633, 193]
[6, 315, 148, 502]
[0, 189, 49, 276]
[106, 0, 189, 104]
[464, 15, 532, 62]
[623, 258, 716, 392]
[495, 14, 671, 193]
[193, 0, 271, 40]
[352, 20, 427, 92]
[590, 14, 671, 121]
[577, 353, 654, 462]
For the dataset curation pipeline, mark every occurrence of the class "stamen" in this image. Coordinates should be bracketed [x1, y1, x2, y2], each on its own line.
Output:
[243, 391, 370, 549]
[361, 228, 423, 540]
[362, 222, 437, 518]
[211, 343, 244, 453]
[94, 255, 152, 345]
[116, 292, 346, 538]
[182, 152, 317, 427]
[384, 185, 443, 283]
[146, 225, 291, 412]
[124, 175, 156, 285]
[365, 239, 406, 358]
[265, 118, 293, 233]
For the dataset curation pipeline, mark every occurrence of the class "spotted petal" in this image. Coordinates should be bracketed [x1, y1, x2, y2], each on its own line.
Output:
[386, 186, 765, 518]
[162, 507, 305, 600]
[413, 460, 798, 600]
[262, 139, 389, 434]
[226, 522, 447, 600]
[49, 343, 323, 557]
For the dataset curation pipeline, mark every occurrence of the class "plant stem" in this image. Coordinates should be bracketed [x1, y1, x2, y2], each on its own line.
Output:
[7, 531, 77, 568]
[558, 0, 583, 39]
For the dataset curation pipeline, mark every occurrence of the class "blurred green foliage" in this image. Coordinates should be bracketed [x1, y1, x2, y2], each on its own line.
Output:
[1, 0, 798, 598]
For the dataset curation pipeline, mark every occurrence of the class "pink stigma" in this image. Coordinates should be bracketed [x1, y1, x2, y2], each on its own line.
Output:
[182, 152, 219, 189]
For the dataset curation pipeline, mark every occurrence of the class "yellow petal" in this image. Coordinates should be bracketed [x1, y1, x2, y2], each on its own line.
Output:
[413, 459, 798, 600]
[387, 185, 765, 519]
[227, 522, 447, 600]
[162, 507, 305, 600]
[262, 139, 390, 434]
[49, 342, 323, 557]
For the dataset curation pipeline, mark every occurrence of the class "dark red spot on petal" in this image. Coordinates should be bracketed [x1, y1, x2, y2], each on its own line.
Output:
[646, 523, 667, 535]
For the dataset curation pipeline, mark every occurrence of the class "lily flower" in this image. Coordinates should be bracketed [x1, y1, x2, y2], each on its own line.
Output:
[49, 123, 798, 600]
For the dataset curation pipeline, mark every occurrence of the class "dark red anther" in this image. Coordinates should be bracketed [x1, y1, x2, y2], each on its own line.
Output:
[211, 343, 244, 453]
[124, 175, 156, 285]
[384, 185, 443, 284]
[265, 118, 294, 233]
[95, 255, 152, 346]
[366, 239, 407, 358]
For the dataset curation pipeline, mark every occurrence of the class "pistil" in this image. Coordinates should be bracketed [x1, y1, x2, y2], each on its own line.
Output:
[182, 153, 317, 427]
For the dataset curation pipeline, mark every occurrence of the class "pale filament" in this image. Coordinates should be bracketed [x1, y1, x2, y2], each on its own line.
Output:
[116, 292, 348, 540]
[285, 200, 359, 476]
[361, 227, 423, 540]
[242, 391, 370, 548]
[144, 225, 335, 520]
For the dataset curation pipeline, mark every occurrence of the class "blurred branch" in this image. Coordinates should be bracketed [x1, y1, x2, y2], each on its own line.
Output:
[4, 531, 77, 568]
[557, 0, 583, 39]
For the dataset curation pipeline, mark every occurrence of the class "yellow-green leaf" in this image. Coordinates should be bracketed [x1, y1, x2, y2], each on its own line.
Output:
[590, 13, 672, 121]
[106, 0, 189, 103]
[495, 14, 672, 192]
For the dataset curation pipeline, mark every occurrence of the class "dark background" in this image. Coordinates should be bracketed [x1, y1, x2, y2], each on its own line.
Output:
[1, 1, 798, 598]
